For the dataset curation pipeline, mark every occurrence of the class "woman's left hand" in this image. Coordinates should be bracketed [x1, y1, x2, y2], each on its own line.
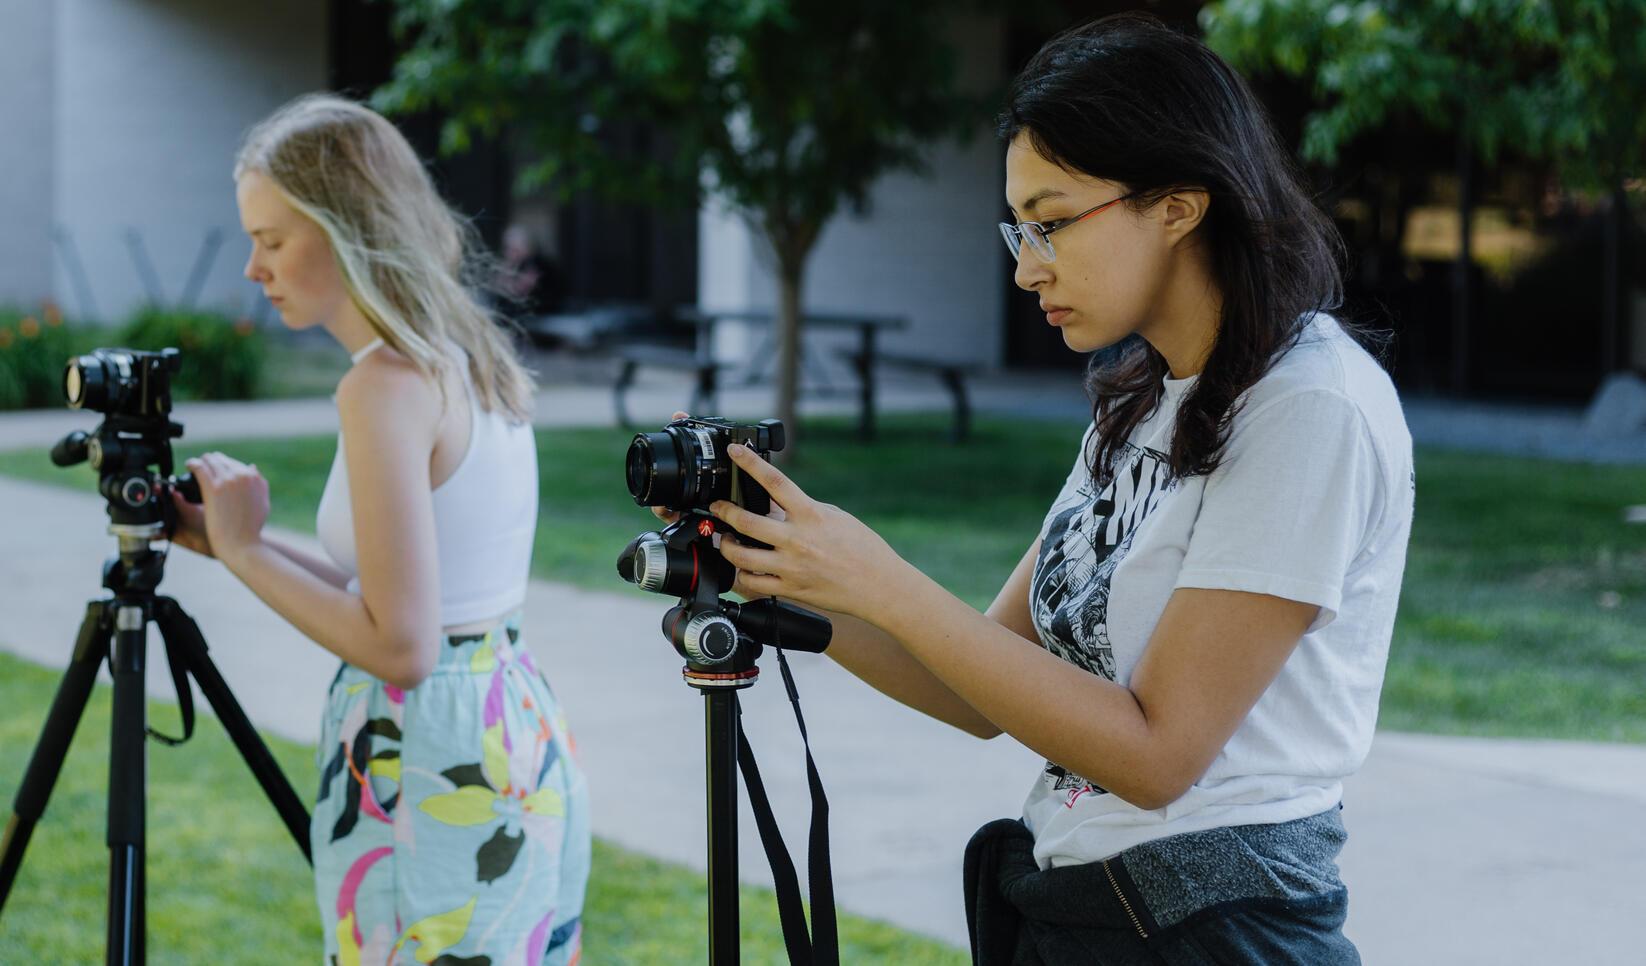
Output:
[710, 443, 908, 619]
[185, 452, 271, 566]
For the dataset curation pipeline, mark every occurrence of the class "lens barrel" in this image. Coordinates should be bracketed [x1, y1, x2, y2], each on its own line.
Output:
[64, 356, 108, 410]
[627, 430, 688, 507]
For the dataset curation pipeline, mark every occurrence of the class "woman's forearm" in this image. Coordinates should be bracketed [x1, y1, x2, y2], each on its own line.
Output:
[817, 607, 1003, 739]
[864, 564, 1163, 807]
[260, 533, 354, 590]
[220, 540, 432, 688]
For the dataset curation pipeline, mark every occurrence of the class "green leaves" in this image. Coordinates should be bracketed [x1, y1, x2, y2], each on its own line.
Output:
[375, 0, 987, 258]
[1201, 0, 1646, 187]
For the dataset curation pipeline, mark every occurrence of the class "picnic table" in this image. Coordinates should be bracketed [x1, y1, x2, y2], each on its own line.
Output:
[610, 307, 982, 441]
[687, 308, 910, 438]
[613, 309, 899, 439]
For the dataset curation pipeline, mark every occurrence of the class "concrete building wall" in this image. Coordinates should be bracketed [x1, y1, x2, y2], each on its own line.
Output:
[697, 16, 1008, 372]
[53, 0, 328, 323]
[0, 1, 57, 309]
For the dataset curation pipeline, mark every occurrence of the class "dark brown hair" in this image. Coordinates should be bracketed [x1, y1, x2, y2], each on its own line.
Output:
[999, 14, 1385, 485]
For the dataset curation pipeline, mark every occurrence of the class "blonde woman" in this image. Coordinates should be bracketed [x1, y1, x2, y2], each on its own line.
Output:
[168, 95, 589, 965]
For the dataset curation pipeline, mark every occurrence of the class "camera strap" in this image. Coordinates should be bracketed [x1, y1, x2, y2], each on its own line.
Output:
[145, 598, 197, 746]
[146, 631, 196, 746]
[735, 646, 838, 965]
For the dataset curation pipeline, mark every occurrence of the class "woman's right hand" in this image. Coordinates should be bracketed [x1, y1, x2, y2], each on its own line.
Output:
[168, 486, 214, 558]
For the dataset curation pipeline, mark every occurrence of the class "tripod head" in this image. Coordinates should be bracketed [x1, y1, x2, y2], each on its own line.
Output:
[618, 511, 832, 689]
[47, 347, 205, 594]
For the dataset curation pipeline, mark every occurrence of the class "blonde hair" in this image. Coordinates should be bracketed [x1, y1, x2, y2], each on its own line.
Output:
[236, 94, 535, 421]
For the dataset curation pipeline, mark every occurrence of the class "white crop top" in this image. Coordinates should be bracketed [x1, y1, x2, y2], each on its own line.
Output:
[315, 339, 538, 627]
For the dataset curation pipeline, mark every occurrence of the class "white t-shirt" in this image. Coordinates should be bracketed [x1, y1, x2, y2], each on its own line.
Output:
[1022, 313, 1415, 869]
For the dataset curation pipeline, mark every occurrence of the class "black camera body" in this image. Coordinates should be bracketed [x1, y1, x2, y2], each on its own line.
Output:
[625, 416, 786, 515]
[52, 347, 198, 529]
[65, 347, 180, 419]
[617, 413, 831, 671]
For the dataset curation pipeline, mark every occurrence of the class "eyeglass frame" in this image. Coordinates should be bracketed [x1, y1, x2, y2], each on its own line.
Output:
[998, 191, 1139, 263]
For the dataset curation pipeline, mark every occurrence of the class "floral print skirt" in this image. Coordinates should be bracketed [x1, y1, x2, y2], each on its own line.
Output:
[311, 614, 590, 965]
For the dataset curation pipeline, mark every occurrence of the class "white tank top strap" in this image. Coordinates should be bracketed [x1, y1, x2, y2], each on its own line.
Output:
[349, 337, 386, 365]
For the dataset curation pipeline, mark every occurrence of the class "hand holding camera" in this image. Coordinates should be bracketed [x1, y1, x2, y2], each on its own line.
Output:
[647, 412, 785, 600]
[707, 444, 907, 622]
[182, 453, 271, 566]
[626, 411, 904, 620]
[168, 485, 214, 557]
[618, 413, 831, 661]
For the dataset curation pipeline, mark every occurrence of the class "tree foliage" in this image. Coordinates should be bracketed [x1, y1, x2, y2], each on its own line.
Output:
[375, 0, 984, 259]
[1200, 0, 1646, 189]
[375, 0, 991, 441]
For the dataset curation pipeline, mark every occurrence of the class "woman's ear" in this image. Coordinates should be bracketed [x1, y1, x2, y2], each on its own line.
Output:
[1159, 189, 1210, 247]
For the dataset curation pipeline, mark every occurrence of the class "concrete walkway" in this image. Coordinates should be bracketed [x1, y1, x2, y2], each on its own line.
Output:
[0, 380, 1643, 963]
[0, 367, 1092, 451]
[4, 364, 1643, 464]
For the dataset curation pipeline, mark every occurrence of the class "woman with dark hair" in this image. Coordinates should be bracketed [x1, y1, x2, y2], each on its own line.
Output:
[678, 13, 1410, 963]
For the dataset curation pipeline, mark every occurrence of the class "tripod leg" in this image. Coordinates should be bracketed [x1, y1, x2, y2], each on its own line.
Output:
[706, 690, 740, 966]
[152, 599, 312, 863]
[106, 600, 148, 965]
[0, 602, 111, 915]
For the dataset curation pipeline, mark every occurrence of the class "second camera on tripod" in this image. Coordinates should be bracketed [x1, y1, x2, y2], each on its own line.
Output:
[625, 415, 785, 515]
[616, 415, 830, 665]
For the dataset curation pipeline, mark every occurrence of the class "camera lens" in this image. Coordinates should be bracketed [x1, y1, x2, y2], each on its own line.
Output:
[63, 356, 104, 410]
[626, 431, 685, 507]
[64, 364, 83, 406]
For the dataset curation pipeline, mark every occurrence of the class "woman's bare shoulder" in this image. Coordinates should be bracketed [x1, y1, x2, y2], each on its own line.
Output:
[335, 346, 441, 428]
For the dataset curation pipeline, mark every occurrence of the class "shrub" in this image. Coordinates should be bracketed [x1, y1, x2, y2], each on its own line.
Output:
[0, 302, 96, 410]
[116, 307, 266, 401]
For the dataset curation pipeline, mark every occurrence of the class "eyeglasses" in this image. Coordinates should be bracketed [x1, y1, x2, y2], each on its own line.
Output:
[998, 192, 1137, 263]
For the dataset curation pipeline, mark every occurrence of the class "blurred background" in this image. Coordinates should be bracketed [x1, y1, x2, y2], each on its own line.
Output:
[0, 0, 1639, 408]
[0, 2, 1642, 964]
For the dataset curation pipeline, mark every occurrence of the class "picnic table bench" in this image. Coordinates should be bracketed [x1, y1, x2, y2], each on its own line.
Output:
[609, 308, 978, 441]
[837, 349, 980, 442]
[611, 342, 728, 428]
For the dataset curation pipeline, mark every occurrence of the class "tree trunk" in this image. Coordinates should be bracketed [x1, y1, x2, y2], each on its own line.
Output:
[1451, 133, 1474, 396]
[774, 254, 805, 463]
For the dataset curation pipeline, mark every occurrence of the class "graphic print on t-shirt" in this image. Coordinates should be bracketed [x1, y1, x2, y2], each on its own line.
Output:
[1030, 436, 1178, 802]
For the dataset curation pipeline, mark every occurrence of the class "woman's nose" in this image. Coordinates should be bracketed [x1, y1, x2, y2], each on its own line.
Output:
[1013, 251, 1052, 291]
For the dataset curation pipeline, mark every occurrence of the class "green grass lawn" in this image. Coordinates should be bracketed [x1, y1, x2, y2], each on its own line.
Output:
[1377, 449, 1646, 741]
[0, 652, 962, 964]
[1, 414, 1642, 744]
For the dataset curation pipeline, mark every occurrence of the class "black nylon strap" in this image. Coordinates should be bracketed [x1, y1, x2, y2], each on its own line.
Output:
[733, 649, 840, 965]
[146, 600, 195, 746]
[777, 648, 838, 964]
[737, 712, 814, 965]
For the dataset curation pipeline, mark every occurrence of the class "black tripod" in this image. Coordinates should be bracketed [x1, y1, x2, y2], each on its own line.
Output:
[0, 521, 312, 964]
[687, 640, 836, 966]
[623, 511, 838, 965]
